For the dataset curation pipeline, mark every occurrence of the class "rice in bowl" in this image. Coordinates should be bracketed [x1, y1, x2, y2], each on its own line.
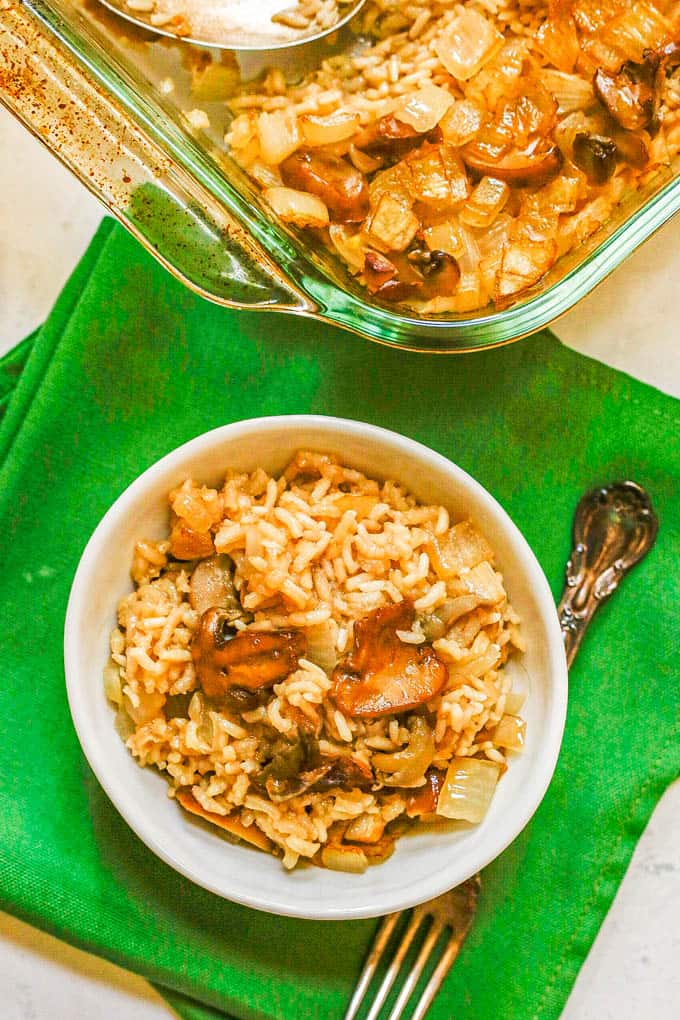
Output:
[105, 450, 527, 872]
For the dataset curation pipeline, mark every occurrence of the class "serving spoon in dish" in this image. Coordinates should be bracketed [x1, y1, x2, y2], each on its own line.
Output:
[97, 0, 367, 50]
[344, 480, 658, 1020]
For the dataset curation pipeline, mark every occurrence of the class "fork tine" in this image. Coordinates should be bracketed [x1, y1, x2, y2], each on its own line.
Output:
[408, 926, 469, 1020]
[343, 912, 401, 1020]
[362, 906, 427, 1020]
[385, 919, 444, 1020]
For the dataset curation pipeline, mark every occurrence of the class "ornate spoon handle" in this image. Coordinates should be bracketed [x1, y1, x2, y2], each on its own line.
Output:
[557, 481, 658, 668]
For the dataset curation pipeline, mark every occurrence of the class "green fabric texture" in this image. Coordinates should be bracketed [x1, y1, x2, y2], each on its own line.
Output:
[0, 330, 37, 418]
[0, 218, 678, 1020]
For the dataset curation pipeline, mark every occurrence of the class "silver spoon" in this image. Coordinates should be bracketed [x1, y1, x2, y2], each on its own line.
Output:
[98, 0, 367, 50]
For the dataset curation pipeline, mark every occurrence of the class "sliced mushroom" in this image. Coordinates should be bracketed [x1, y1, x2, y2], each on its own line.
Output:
[408, 249, 461, 296]
[461, 138, 562, 184]
[310, 755, 374, 793]
[461, 82, 561, 184]
[572, 133, 618, 184]
[189, 554, 243, 619]
[352, 114, 424, 159]
[257, 733, 374, 801]
[405, 768, 447, 817]
[594, 57, 659, 132]
[331, 600, 448, 718]
[176, 790, 272, 851]
[373, 279, 423, 302]
[363, 250, 399, 293]
[363, 249, 461, 303]
[363, 251, 422, 302]
[164, 692, 193, 719]
[280, 148, 369, 223]
[192, 610, 307, 698]
[169, 512, 214, 560]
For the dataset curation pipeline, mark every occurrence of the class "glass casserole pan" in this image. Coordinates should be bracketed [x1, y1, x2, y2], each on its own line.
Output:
[3, 0, 680, 352]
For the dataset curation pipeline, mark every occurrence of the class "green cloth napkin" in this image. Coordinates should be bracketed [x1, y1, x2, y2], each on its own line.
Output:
[0, 218, 678, 1020]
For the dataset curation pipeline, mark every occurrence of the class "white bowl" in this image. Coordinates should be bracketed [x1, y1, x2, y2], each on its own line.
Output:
[65, 415, 567, 920]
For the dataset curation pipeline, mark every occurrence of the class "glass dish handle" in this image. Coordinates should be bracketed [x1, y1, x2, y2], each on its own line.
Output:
[0, 2, 314, 313]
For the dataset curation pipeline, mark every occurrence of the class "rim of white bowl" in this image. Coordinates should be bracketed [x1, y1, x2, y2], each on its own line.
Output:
[64, 415, 568, 920]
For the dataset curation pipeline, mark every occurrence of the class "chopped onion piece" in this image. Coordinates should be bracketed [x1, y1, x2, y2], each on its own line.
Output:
[329, 224, 366, 270]
[536, 15, 579, 73]
[257, 108, 300, 165]
[122, 690, 166, 726]
[434, 9, 504, 81]
[263, 186, 329, 228]
[321, 845, 368, 873]
[394, 83, 454, 133]
[301, 111, 360, 146]
[348, 144, 382, 174]
[439, 99, 485, 146]
[367, 194, 420, 253]
[504, 690, 526, 715]
[423, 218, 465, 259]
[541, 70, 596, 115]
[460, 177, 509, 229]
[344, 813, 385, 844]
[436, 757, 500, 823]
[103, 660, 122, 707]
[249, 161, 284, 190]
[494, 714, 526, 750]
[305, 618, 340, 673]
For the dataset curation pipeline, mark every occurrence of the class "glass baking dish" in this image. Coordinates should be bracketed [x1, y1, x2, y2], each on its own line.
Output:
[3, 0, 680, 352]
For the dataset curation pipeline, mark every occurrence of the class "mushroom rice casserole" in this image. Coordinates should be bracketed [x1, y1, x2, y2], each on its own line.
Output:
[226, 0, 680, 313]
[105, 452, 526, 872]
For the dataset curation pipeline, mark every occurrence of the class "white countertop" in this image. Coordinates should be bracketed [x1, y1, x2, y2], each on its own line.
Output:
[1, 106, 679, 1019]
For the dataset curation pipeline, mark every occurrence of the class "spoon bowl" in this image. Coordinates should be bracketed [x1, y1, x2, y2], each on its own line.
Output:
[98, 0, 367, 50]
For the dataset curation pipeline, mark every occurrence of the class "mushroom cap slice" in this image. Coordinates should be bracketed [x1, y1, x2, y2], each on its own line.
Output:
[331, 600, 448, 718]
[192, 611, 307, 698]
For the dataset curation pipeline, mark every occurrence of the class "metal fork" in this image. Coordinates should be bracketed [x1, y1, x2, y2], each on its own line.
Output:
[343, 481, 658, 1020]
[343, 878, 480, 1020]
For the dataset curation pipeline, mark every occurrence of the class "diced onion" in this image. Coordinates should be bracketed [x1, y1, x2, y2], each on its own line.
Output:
[344, 813, 385, 844]
[423, 218, 465, 259]
[348, 144, 382, 174]
[536, 16, 579, 73]
[301, 111, 360, 146]
[394, 83, 454, 133]
[436, 757, 500, 823]
[434, 9, 504, 81]
[321, 845, 368, 873]
[504, 690, 527, 715]
[103, 660, 122, 707]
[305, 618, 340, 673]
[248, 161, 284, 190]
[439, 99, 485, 146]
[123, 690, 165, 726]
[541, 71, 596, 115]
[328, 224, 366, 271]
[263, 187, 329, 228]
[460, 176, 509, 229]
[373, 717, 435, 788]
[257, 108, 300, 165]
[494, 714, 526, 750]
